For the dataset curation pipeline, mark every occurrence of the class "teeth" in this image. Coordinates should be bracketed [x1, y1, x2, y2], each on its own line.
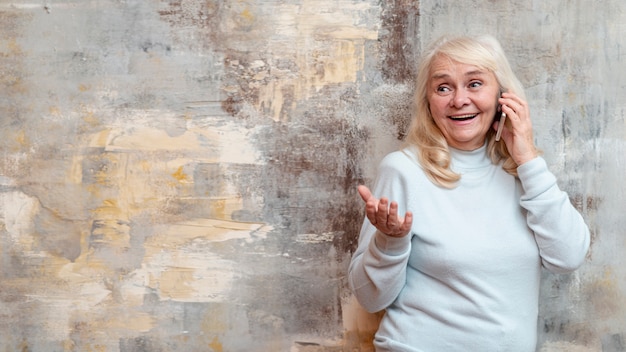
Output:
[450, 114, 477, 120]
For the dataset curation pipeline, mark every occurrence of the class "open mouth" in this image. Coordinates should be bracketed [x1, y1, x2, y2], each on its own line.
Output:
[448, 114, 477, 121]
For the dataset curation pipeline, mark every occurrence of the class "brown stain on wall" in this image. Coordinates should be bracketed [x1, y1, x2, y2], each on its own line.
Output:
[380, 0, 420, 83]
[584, 268, 622, 320]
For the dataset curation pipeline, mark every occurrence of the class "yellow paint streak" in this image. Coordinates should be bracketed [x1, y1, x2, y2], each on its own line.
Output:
[209, 198, 227, 219]
[209, 336, 223, 352]
[139, 159, 152, 172]
[61, 339, 75, 351]
[82, 109, 99, 128]
[172, 166, 189, 183]
[85, 183, 103, 199]
[0, 38, 24, 58]
[88, 129, 111, 148]
[15, 130, 27, 146]
[94, 199, 122, 216]
[240, 8, 254, 23]
[7, 38, 23, 55]
[49, 106, 61, 116]
[18, 339, 29, 352]
[593, 268, 617, 292]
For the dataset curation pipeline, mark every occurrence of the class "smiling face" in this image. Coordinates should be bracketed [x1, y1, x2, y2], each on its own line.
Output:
[427, 55, 501, 151]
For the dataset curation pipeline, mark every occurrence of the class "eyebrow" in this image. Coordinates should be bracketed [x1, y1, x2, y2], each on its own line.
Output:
[431, 70, 488, 80]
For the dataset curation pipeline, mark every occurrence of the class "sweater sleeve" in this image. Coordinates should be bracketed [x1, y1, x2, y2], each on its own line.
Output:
[517, 157, 590, 273]
[348, 153, 413, 313]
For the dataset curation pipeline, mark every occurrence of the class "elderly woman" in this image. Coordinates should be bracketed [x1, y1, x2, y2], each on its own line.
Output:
[348, 35, 590, 351]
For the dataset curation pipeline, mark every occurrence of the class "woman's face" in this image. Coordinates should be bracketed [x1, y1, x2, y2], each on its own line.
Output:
[427, 55, 500, 151]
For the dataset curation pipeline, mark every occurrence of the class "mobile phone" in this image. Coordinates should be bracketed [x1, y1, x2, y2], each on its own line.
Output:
[495, 111, 506, 141]
[494, 91, 506, 141]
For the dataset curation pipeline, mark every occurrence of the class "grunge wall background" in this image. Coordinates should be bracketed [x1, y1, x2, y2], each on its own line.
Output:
[0, 0, 624, 351]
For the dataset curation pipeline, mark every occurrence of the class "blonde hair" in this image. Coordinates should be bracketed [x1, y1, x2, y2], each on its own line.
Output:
[404, 34, 526, 188]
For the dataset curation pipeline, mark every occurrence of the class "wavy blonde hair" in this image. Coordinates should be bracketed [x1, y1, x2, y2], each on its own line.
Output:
[404, 34, 526, 188]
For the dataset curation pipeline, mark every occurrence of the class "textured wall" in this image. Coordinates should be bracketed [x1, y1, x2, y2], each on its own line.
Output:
[0, 0, 623, 351]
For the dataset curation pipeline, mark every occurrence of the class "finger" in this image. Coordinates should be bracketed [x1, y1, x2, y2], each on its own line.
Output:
[376, 197, 389, 225]
[399, 211, 414, 233]
[500, 95, 528, 121]
[357, 185, 373, 203]
[501, 92, 525, 107]
[501, 103, 518, 119]
[364, 199, 378, 225]
[387, 201, 399, 229]
[358, 185, 379, 225]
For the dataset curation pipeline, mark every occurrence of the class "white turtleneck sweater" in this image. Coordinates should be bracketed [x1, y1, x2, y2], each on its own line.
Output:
[348, 144, 590, 352]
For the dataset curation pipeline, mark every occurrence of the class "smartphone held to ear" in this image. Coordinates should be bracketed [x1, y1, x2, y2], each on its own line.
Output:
[495, 111, 506, 141]
[494, 91, 506, 141]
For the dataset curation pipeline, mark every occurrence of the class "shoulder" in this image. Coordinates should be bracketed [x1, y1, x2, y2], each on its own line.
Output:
[379, 148, 421, 172]
[376, 148, 426, 184]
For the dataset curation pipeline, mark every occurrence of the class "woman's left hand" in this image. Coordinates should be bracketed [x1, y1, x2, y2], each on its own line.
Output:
[495, 92, 539, 166]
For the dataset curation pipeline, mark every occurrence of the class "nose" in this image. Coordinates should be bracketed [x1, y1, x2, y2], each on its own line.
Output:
[450, 89, 470, 108]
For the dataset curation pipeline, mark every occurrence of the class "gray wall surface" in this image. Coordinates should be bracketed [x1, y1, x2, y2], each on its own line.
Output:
[0, 0, 623, 351]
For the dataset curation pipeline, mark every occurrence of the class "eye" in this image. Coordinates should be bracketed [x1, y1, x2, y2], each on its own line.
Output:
[436, 85, 452, 94]
[469, 81, 482, 89]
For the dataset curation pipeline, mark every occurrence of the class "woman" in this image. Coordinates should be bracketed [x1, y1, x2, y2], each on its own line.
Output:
[348, 35, 590, 351]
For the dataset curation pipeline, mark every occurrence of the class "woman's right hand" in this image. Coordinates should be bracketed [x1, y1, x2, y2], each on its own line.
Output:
[358, 185, 413, 238]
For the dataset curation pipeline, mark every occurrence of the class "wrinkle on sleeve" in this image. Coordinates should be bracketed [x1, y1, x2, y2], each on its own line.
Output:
[517, 157, 590, 273]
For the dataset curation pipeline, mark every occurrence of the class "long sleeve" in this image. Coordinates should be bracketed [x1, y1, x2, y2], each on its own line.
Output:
[348, 152, 415, 313]
[517, 157, 590, 273]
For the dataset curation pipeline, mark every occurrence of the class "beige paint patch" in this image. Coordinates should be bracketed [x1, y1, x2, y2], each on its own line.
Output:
[92, 122, 261, 165]
[149, 218, 271, 246]
[144, 251, 237, 302]
[139, 219, 271, 302]
[155, 267, 196, 300]
[1, 190, 39, 249]
[105, 127, 202, 152]
[94, 310, 156, 333]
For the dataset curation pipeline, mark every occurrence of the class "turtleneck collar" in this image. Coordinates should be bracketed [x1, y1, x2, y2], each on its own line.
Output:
[449, 142, 492, 171]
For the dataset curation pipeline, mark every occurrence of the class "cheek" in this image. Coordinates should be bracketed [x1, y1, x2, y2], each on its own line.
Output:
[428, 97, 448, 118]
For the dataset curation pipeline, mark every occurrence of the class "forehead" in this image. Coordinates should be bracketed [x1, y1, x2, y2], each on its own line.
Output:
[429, 56, 492, 81]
